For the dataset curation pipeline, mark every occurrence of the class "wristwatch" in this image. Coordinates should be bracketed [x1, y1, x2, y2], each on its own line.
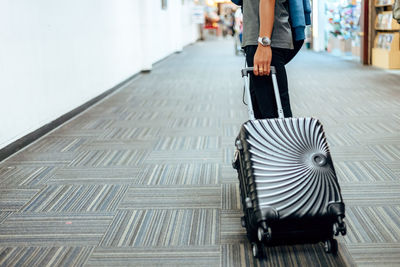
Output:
[258, 36, 271, 46]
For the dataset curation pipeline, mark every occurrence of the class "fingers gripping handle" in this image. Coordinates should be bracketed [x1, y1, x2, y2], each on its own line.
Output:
[241, 66, 276, 77]
[241, 66, 284, 120]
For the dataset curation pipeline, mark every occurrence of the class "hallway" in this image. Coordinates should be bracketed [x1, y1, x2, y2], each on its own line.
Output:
[0, 39, 399, 266]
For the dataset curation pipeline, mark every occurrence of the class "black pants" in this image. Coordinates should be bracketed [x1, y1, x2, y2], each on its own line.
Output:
[244, 40, 303, 119]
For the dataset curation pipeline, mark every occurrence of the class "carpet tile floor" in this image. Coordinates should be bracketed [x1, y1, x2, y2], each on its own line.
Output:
[1, 39, 400, 266]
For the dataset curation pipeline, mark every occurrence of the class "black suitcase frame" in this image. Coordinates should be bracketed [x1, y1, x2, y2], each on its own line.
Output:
[232, 67, 347, 258]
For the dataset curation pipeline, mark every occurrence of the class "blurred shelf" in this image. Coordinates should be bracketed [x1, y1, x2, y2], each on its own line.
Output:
[375, 28, 400, 31]
[375, 4, 394, 7]
[375, 0, 394, 6]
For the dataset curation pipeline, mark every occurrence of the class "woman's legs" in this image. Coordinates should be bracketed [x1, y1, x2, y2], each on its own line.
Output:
[245, 45, 293, 119]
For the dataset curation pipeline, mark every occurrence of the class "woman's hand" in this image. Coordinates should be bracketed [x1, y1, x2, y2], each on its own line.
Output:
[255, 0, 274, 76]
[253, 44, 272, 76]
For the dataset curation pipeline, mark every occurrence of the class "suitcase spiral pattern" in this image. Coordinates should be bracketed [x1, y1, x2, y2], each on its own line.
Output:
[241, 117, 343, 220]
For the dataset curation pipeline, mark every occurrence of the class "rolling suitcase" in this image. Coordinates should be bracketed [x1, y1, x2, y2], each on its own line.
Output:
[232, 66, 347, 258]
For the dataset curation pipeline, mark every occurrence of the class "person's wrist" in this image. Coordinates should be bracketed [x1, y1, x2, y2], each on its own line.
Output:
[257, 43, 271, 49]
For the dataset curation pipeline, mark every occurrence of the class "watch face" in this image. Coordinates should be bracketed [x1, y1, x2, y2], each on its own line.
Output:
[262, 37, 271, 45]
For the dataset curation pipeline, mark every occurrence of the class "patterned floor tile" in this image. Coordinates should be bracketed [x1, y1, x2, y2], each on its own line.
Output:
[100, 209, 219, 246]
[77, 140, 156, 151]
[0, 247, 93, 267]
[21, 184, 128, 212]
[160, 127, 221, 137]
[343, 206, 400, 243]
[221, 137, 238, 149]
[167, 117, 221, 128]
[0, 212, 12, 224]
[221, 165, 238, 184]
[324, 132, 359, 147]
[43, 128, 105, 138]
[330, 146, 379, 161]
[0, 165, 57, 187]
[47, 166, 144, 185]
[25, 137, 89, 153]
[220, 210, 246, 244]
[65, 117, 114, 131]
[335, 161, 397, 182]
[111, 119, 170, 129]
[153, 136, 221, 150]
[346, 243, 400, 266]
[135, 163, 220, 185]
[119, 185, 221, 209]
[145, 150, 223, 164]
[383, 161, 400, 175]
[351, 133, 400, 145]
[341, 183, 400, 206]
[0, 212, 114, 246]
[98, 127, 161, 140]
[223, 147, 236, 165]
[346, 122, 400, 135]
[0, 189, 40, 212]
[5, 151, 74, 165]
[222, 184, 241, 210]
[368, 144, 400, 161]
[86, 246, 220, 267]
[68, 150, 149, 167]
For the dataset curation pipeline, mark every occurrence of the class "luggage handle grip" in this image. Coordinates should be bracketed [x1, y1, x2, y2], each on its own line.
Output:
[241, 66, 276, 77]
[241, 66, 284, 120]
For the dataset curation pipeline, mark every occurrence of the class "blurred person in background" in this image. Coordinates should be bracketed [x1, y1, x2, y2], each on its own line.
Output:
[221, 13, 230, 37]
[229, 8, 236, 37]
[204, 6, 220, 37]
[220, 8, 234, 37]
[234, 7, 243, 55]
[242, 0, 311, 118]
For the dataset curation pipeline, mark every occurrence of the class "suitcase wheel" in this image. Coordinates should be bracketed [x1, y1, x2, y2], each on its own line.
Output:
[232, 150, 239, 170]
[240, 216, 246, 228]
[339, 222, 347, 236]
[231, 160, 238, 170]
[334, 217, 347, 236]
[235, 139, 243, 150]
[245, 197, 252, 209]
[333, 223, 340, 236]
[257, 226, 272, 242]
[251, 242, 265, 258]
[324, 239, 338, 255]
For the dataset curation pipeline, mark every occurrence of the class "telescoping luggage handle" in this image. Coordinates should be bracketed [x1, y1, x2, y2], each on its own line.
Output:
[241, 66, 284, 120]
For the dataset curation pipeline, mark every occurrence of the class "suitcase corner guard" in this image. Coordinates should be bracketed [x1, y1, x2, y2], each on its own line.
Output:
[257, 205, 279, 223]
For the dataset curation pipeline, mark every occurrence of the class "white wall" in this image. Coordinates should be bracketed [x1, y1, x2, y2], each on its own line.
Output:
[0, 0, 199, 149]
[312, 0, 326, 52]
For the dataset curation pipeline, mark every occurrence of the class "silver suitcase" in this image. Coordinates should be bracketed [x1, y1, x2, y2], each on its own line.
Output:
[232, 67, 347, 258]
